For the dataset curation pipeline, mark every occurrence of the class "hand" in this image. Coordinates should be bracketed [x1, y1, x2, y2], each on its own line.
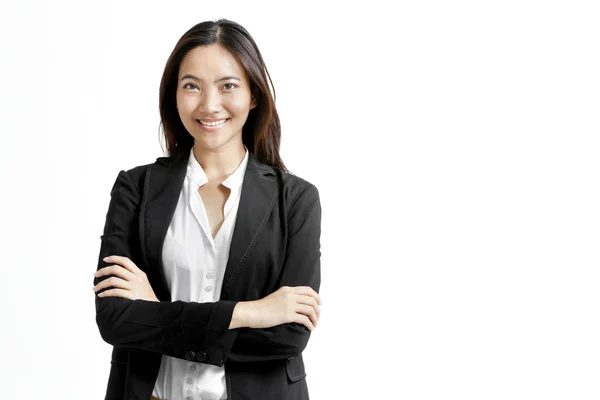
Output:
[231, 286, 321, 331]
[93, 255, 159, 302]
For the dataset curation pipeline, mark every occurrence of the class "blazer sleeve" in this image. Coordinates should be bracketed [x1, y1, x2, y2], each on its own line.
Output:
[225, 183, 322, 363]
[94, 169, 239, 366]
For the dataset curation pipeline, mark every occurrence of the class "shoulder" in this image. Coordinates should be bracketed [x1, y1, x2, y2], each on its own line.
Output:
[280, 170, 318, 195]
[113, 154, 179, 193]
[271, 166, 320, 213]
[249, 152, 319, 200]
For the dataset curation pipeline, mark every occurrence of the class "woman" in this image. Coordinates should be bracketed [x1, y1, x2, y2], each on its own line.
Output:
[92, 19, 322, 400]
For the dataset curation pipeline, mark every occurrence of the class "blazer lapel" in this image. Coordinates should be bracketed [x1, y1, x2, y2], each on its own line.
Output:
[140, 150, 187, 302]
[220, 152, 279, 299]
[140, 149, 279, 302]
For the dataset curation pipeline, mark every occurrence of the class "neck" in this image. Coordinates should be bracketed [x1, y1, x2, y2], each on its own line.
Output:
[192, 141, 246, 180]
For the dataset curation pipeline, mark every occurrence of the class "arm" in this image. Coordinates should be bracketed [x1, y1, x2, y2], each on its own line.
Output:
[94, 169, 239, 366]
[226, 183, 322, 363]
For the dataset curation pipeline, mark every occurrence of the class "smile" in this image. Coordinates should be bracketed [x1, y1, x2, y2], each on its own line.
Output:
[197, 118, 229, 126]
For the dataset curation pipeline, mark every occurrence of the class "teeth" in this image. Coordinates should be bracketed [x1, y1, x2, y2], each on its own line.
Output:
[199, 118, 227, 127]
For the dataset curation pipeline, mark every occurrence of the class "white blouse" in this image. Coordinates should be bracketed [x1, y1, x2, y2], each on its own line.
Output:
[152, 145, 249, 400]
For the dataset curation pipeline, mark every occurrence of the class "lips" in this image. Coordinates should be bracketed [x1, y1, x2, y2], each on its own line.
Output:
[196, 118, 229, 127]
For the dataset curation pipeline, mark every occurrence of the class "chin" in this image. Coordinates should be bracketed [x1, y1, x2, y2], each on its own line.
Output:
[194, 134, 236, 150]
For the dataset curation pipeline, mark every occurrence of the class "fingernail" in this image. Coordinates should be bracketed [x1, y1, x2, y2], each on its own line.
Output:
[103, 257, 108, 261]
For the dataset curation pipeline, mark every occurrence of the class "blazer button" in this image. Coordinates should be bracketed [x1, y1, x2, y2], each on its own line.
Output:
[185, 351, 196, 361]
[195, 351, 207, 362]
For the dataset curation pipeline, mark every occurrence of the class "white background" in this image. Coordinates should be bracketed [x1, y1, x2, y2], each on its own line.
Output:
[0, 0, 598, 399]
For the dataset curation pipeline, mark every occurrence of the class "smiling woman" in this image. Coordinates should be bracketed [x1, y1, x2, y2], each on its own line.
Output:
[158, 19, 284, 169]
[93, 18, 322, 400]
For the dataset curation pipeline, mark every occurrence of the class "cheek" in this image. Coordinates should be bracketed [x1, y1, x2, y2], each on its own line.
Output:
[226, 95, 253, 116]
[176, 93, 196, 115]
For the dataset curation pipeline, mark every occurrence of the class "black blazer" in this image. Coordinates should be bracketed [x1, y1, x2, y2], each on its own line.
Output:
[93, 149, 321, 400]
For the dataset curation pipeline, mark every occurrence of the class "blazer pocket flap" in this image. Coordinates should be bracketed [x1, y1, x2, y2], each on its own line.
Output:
[285, 356, 307, 382]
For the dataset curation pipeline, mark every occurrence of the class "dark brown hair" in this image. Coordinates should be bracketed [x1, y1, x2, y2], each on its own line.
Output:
[158, 19, 287, 172]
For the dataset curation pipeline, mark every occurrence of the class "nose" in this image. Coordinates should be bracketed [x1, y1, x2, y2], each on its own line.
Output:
[199, 86, 221, 114]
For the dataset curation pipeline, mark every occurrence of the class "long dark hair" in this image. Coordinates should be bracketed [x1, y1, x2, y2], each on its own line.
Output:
[158, 19, 287, 172]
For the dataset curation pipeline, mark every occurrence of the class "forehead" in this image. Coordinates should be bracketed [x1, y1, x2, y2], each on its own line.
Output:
[178, 44, 246, 79]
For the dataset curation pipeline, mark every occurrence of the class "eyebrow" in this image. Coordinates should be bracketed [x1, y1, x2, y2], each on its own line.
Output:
[180, 74, 241, 83]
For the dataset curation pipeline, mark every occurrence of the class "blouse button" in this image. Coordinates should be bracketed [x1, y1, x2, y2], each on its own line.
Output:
[186, 377, 193, 385]
[206, 272, 214, 279]
[205, 286, 213, 292]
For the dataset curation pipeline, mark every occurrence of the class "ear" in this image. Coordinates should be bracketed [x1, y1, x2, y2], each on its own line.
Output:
[250, 93, 257, 110]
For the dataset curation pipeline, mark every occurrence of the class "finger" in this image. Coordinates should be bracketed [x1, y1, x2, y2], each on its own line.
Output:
[295, 304, 319, 327]
[290, 286, 321, 305]
[104, 255, 141, 274]
[97, 288, 134, 300]
[93, 277, 131, 293]
[296, 295, 320, 319]
[292, 314, 315, 331]
[93, 277, 130, 294]
[95, 265, 135, 281]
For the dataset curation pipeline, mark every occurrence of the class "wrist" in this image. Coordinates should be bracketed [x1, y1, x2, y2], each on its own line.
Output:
[229, 301, 255, 329]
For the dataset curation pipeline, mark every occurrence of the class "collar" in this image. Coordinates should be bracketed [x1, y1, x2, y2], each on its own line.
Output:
[186, 145, 250, 190]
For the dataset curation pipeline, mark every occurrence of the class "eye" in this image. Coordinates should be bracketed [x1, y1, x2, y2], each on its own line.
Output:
[183, 82, 198, 90]
[222, 83, 237, 91]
